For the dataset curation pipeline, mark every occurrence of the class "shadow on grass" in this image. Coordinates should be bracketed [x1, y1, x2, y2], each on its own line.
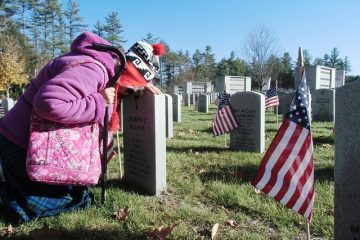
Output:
[167, 145, 229, 154]
[199, 164, 260, 184]
[315, 165, 334, 182]
[265, 128, 280, 133]
[5, 227, 148, 240]
[313, 135, 334, 146]
[198, 127, 213, 134]
[199, 163, 334, 184]
[100, 178, 157, 197]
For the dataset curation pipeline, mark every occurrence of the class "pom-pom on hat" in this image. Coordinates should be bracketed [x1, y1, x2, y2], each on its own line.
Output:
[109, 41, 166, 131]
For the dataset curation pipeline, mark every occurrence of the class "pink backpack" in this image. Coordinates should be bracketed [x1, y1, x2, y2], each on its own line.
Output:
[26, 58, 111, 186]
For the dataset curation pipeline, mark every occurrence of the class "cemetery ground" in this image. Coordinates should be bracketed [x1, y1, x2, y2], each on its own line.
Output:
[0, 105, 334, 239]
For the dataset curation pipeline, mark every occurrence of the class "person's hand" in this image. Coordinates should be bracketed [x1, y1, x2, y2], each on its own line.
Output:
[144, 83, 162, 95]
[101, 87, 115, 104]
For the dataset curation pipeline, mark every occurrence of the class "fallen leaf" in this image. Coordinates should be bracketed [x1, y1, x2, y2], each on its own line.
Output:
[2, 224, 13, 236]
[198, 169, 208, 174]
[149, 224, 177, 240]
[211, 223, 219, 240]
[325, 208, 334, 216]
[226, 219, 238, 227]
[113, 206, 130, 221]
[231, 171, 247, 180]
[194, 151, 200, 155]
[29, 225, 62, 240]
[321, 143, 332, 148]
[220, 206, 231, 214]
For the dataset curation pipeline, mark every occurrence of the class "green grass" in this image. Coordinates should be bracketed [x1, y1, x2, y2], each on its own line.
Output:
[0, 104, 334, 239]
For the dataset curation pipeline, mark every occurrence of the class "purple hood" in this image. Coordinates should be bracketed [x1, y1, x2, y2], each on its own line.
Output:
[0, 31, 117, 148]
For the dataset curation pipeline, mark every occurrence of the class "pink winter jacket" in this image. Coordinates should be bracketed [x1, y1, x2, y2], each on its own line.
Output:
[0, 31, 116, 149]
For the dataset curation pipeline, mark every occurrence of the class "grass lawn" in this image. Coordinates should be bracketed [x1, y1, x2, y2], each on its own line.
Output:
[0, 104, 334, 239]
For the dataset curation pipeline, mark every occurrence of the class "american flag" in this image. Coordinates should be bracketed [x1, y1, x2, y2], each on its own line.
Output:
[212, 92, 239, 136]
[265, 85, 279, 109]
[252, 47, 314, 221]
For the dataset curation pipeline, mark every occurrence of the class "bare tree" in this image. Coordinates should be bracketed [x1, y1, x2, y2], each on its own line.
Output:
[242, 25, 280, 90]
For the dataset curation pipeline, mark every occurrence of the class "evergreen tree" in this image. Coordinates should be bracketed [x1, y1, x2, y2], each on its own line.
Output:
[46, 0, 61, 57]
[202, 45, 216, 82]
[9, 0, 35, 39]
[323, 54, 330, 67]
[303, 49, 312, 66]
[142, 33, 159, 44]
[329, 47, 342, 69]
[104, 11, 125, 47]
[192, 49, 202, 68]
[216, 58, 230, 76]
[277, 52, 294, 89]
[56, 10, 67, 54]
[27, 2, 41, 75]
[229, 58, 249, 76]
[64, 0, 87, 46]
[92, 20, 105, 38]
[313, 57, 324, 66]
[342, 56, 351, 73]
[0, 0, 19, 34]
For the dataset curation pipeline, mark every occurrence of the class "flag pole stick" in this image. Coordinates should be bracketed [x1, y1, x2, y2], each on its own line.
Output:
[276, 79, 279, 127]
[306, 219, 311, 240]
[116, 131, 122, 178]
[224, 133, 227, 147]
[276, 105, 279, 127]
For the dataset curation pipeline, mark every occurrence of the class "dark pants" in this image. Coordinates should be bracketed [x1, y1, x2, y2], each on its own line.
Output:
[0, 133, 93, 221]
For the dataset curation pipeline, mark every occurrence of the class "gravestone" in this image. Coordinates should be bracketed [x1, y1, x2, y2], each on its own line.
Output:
[122, 92, 166, 195]
[334, 81, 360, 239]
[230, 92, 265, 153]
[171, 93, 181, 122]
[164, 94, 173, 138]
[274, 91, 288, 115]
[190, 94, 197, 105]
[3, 98, 14, 112]
[311, 89, 335, 122]
[279, 92, 295, 116]
[184, 94, 191, 106]
[198, 94, 209, 113]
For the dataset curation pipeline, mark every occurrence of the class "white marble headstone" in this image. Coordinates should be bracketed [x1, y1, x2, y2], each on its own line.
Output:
[122, 92, 167, 195]
[230, 92, 265, 153]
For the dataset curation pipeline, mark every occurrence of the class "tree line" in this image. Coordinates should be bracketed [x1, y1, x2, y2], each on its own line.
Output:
[0, 0, 357, 98]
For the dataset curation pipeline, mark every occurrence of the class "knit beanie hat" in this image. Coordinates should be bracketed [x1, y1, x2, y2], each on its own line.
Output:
[109, 41, 165, 131]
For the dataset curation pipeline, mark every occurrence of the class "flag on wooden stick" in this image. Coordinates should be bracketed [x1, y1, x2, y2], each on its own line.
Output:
[252, 47, 315, 221]
[212, 92, 239, 136]
[265, 85, 279, 109]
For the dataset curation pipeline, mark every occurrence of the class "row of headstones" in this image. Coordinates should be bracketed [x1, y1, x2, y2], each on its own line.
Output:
[183, 93, 220, 114]
[277, 89, 335, 122]
[121, 91, 267, 195]
[179, 87, 359, 239]
[113, 83, 356, 239]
